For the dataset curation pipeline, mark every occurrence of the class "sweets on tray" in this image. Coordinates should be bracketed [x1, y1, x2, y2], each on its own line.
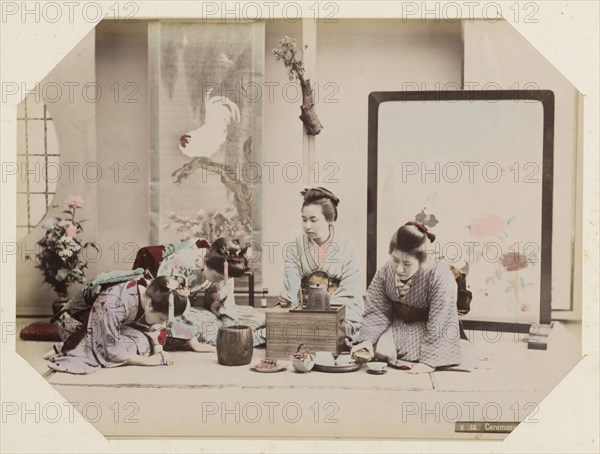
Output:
[254, 358, 280, 370]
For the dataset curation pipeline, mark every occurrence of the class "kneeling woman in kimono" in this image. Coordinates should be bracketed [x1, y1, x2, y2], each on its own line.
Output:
[278, 187, 364, 343]
[157, 237, 256, 350]
[47, 276, 189, 374]
[353, 222, 461, 374]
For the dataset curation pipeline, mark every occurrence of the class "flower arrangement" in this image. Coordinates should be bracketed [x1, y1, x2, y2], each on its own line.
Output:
[272, 35, 323, 135]
[164, 208, 251, 243]
[35, 196, 97, 299]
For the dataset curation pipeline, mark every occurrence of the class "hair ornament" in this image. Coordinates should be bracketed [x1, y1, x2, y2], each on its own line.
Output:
[168, 292, 175, 327]
[405, 221, 435, 242]
[176, 287, 191, 298]
[167, 276, 190, 328]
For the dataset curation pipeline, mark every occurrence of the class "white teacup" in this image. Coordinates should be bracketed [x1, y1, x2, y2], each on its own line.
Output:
[335, 353, 355, 365]
[314, 351, 335, 366]
[367, 361, 388, 372]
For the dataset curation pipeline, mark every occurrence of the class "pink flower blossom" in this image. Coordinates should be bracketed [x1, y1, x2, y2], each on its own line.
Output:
[65, 224, 78, 238]
[58, 220, 72, 228]
[469, 214, 505, 238]
[65, 195, 84, 208]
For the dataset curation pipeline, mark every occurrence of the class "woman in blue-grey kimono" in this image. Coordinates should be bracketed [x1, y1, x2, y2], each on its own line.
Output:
[352, 222, 461, 374]
[46, 276, 189, 374]
[277, 187, 364, 343]
[157, 237, 256, 350]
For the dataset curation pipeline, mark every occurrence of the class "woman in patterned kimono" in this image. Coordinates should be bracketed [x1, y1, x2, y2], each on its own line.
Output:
[46, 276, 189, 374]
[157, 237, 254, 350]
[278, 187, 364, 343]
[352, 222, 461, 374]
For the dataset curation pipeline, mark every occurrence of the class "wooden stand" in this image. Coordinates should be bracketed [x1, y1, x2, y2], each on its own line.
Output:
[527, 322, 554, 350]
[266, 306, 346, 360]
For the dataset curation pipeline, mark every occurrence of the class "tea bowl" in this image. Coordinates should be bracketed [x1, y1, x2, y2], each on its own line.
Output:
[366, 361, 388, 372]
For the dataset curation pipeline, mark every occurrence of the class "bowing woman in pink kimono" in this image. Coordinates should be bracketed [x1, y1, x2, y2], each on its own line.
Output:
[352, 222, 462, 374]
[46, 276, 189, 374]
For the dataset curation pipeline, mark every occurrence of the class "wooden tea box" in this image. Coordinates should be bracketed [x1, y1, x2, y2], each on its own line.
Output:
[265, 306, 346, 360]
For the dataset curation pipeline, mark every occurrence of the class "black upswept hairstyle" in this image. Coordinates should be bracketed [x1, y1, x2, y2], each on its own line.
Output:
[389, 222, 436, 263]
[301, 187, 340, 222]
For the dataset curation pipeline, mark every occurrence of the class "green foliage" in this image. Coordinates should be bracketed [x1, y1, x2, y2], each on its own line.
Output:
[272, 35, 307, 82]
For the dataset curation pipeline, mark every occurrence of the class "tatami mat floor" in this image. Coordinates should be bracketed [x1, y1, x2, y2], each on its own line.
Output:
[15, 318, 581, 439]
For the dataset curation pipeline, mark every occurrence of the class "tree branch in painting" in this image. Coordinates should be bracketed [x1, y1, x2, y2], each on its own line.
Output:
[172, 137, 253, 225]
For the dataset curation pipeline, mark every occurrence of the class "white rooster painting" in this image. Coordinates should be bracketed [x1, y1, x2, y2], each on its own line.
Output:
[178, 87, 241, 160]
[153, 21, 262, 269]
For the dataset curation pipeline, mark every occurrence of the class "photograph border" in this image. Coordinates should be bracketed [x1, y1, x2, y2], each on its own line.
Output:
[1, 1, 598, 452]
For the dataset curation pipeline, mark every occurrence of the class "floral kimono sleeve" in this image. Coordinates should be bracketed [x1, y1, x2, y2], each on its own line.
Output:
[98, 305, 141, 364]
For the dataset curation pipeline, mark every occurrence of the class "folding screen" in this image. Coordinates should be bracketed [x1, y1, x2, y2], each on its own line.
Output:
[368, 90, 554, 327]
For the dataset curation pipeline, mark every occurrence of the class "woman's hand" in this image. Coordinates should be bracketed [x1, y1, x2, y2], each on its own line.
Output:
[407, 363, 434, 374]
[276, 294, 292, 308]
[43, 347, 58, 361]
[350, 340, 374, 363]
[188, 337, 216, 353]
[158, 351, 173, 366]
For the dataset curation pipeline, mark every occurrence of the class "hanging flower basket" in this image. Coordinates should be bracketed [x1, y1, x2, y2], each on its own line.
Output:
[273, 36, 323, 135]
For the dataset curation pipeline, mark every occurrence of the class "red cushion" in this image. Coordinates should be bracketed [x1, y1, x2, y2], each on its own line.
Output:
[132, 245, 166, 277]
[19, 322, 61, 342]
[132, 241, 211, 275]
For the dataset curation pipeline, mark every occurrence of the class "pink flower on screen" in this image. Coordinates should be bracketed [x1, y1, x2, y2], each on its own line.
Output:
[469, 213, 504, 238]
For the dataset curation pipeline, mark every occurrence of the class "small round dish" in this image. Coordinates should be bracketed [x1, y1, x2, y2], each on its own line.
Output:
[250, 364, 287, 373]
[366, 369, 387, 375]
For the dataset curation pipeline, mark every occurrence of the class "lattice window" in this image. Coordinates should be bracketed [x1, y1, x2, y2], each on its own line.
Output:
[17, 95, 60, 240]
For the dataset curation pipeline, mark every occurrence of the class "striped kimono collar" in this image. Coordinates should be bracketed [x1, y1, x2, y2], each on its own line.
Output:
[394, 272, 417, 302]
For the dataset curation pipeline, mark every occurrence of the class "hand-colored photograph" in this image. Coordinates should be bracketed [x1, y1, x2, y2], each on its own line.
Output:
[2, 1, 596, 451]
